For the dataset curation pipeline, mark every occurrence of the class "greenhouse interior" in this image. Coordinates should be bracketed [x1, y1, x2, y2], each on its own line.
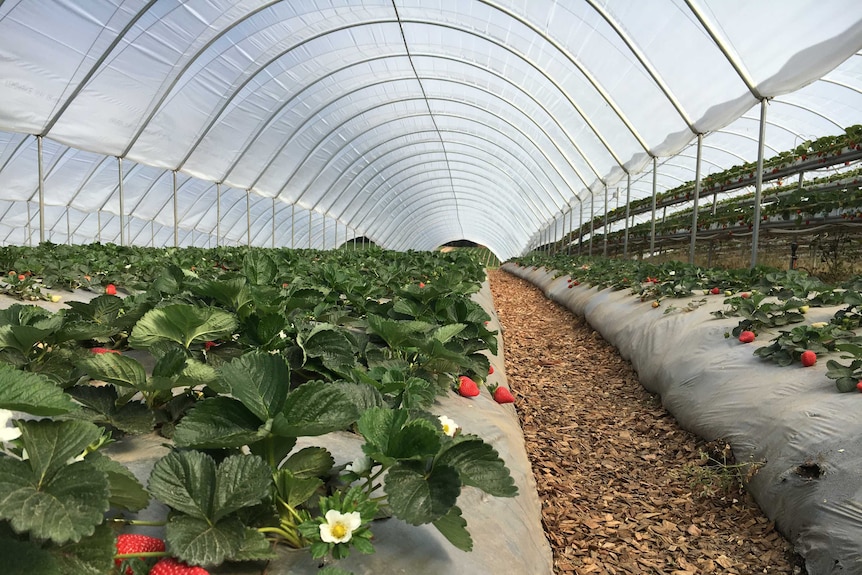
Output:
[0, 1, 861, 574]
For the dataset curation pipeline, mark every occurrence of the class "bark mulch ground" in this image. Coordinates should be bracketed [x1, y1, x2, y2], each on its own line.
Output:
[487, 269, 803, 575]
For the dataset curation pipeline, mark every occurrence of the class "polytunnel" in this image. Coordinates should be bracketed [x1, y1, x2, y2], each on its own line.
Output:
[0, 1, 861, 260]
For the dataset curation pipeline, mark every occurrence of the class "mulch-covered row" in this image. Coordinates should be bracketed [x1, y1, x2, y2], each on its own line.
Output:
[487, 269, 803, 575]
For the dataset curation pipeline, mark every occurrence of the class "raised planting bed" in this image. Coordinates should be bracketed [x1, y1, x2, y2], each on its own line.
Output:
[504, 261, 862, 575]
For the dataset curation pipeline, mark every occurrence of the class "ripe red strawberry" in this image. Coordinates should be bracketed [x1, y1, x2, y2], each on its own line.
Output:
[418, 282, 425, 288]
[91, 347, 121, 354]
[105, 283, 118, 295]
[488, 365, 494, 375]
[738, 331, 755, 343]
[17, 274, 25, 281]
[857, 381, 862, 393]
[115, 534, 165, 574]
[492, 386, 515, 404]
[148, 558, 210, 575]
[740, 292, 751, 299]
[800, 350, 817, 367]
[710, 287, 720, 295]
[457, 376, 480, 397]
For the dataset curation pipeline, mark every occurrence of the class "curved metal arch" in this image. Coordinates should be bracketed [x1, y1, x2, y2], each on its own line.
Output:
[323, 118, 564, 222]
[43, 0, 161, 135]
[342, 144, 547, 236]
[260, 86, 587, 205]
[178, 44, 612, 183]
[475, 0, 650, 156]
[390, 212, 517, 255]
[353, 156, 542, 234]
[752, 99, 846, 132]
[816, 76, 862, 98]
[353, 155, 543, 235]
[364, 177, 531, 242]
[384, 194, 522, 255]
[0, 132, 33, 175]
[272, 98, 580, 226]
[583, 0, 694, 132]
[272, 63, 606, 206]
[327, 128, 554, 224]
[65, 153, 118, 208]
[125, 167, 173, 224]
[118, 1, 286, 158]
[169, 13, 630, 182]
[25, 142, 73, 203]
[380, 198, 518, 253]
[683, 0, 760, 99]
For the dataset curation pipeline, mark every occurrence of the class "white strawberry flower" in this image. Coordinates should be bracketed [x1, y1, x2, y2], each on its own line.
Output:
[319, 510, 362, 544]
[0, 409, 21, 443]
[345, 455, 371, 474]
[438, 415, 459, 437]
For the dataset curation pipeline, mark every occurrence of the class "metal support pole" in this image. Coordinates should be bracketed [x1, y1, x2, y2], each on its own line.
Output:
[173, 171, 179, 247]
[797, 171, 804, 190]
[37, 136, 45, 244]
[66, 206, 71, 244]
[603, 184, 609, 257]
[567, 205, 573, 255]
[290, 204, 295, 249]
[561, 209, 566, 256]
[151, 220, 155, 247]
[26, 201, 32, 246]
[650, 157, 658, 258]
[246, 190, 251, 247]
[216, 183, 221, 247]
[308, 210, 313, 249]
[751, 99, 768, 268]
[624, 173, 631, 258]
[690, 134, 703, 265]
[322, 215, 326, 250]
[589, 192, 595, 256]
[578, 200, 584, 256]
[117, 157, 124, 246]
[97, 210, 101, 244]
[272, 198, 276, 248]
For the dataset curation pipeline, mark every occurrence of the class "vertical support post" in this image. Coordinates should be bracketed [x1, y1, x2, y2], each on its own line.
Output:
[26, 201, 32, 246]
[173, 171, 179, 247]
[567, 204, 573, 255]
[751, 99, 768, 269]
[97, 210, 101, 244]
[308, 210, 313, 249]
[246, 190, 251, 247]
[603, 184, 609, 257]
[215, 183, 221, 247]
[290, 204, 295, 249]
[650, 157, 658, 258]
[66, 206, 71, 245]
[797, 171, 804, 190]
[322, 215, 326, 250]
[272, 198, 276, 249]
[117, 157, 124, 246]
[588, 192, 595, 256]
[624, 173, 631, 258]
[689, 133, 703, 265]
[37, 136, 45, 244]
[561, 209, 566, 256]
[578, 199, 583, 256]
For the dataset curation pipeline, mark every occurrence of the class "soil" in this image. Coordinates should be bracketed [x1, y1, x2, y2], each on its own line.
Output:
[487, 268, 803, 575]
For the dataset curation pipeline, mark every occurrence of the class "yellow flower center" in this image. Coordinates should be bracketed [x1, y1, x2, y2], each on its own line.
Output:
[330, 521, 348, 540]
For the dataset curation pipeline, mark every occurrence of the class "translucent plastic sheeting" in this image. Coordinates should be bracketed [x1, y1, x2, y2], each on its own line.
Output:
[506, 263, 862, 575]
[1, 2, 862, 259]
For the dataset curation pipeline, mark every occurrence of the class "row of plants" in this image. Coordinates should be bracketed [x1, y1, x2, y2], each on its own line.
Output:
[508, 254, 862, 393]
[558, 124, 862, 248]
[581, 168, 862, 250]
[0, 244, 518, 574]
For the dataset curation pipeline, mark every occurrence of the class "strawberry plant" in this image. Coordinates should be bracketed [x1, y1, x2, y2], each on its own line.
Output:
[753, 324, 862, 366]
[711, 292, 808, 337]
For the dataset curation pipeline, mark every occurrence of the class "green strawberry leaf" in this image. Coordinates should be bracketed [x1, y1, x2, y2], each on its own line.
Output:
[272, 380, 361, 437]
[230, 527, 278, 561]
[165, 514, 245, 566]
[274, 469, 323, 508]
[0, 458, 110, 544]
[281, 446, 334, 478]
[212, 454, 272, 521]
[219, 351, 289, 421]
[0, 537, 60, 575]
[86, 452, 149, 512]
[0, 363, 77, 415]
[172, 396, 267, 449]
[79, 353, 147, 389]
[129, 304, 237, 350]
[51, 523, 116, 575]
[66, 385, 154, 434]
[432, 504, 472, 552]
[242, 250, 277, 286]
[0, 324, 51, 354]
[19, 419, 102, 480]
[384, 461, 460, 525]
[297, 324, 356, 371]
[436, 437, 518, 497]
[147, 450, 216, 520]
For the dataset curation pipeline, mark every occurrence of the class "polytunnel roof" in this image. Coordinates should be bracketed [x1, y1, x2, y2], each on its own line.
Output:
[1, 1, 862, 260]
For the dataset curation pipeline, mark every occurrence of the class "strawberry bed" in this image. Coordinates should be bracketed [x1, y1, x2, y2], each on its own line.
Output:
[504, 260, 862, 575]
[0, 246, 551, 575]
